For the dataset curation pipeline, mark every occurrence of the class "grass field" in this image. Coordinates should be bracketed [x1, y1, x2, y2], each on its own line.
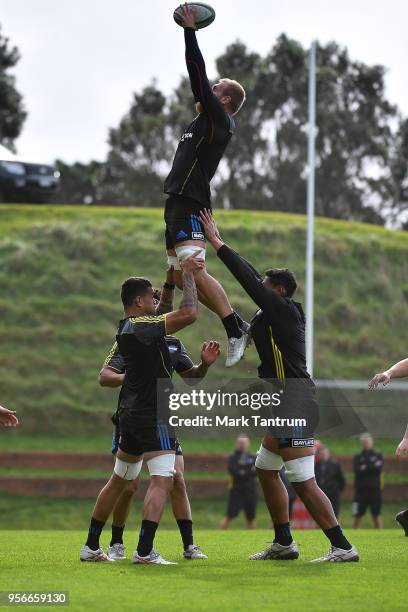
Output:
[1, 205, 408, 436]
[0, 494, 403, 531]
[1, 530, 407, 611]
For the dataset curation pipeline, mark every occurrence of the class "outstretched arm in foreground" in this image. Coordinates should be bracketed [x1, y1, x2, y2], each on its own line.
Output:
[368, 357, 408, 389]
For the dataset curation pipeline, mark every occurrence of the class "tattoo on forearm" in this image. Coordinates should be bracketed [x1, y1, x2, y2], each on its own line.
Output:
[180, 272, 197, 310]
[155, 287, 174, 315]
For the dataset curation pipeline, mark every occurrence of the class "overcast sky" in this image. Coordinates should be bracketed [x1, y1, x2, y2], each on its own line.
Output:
[2, 0, 408, 164]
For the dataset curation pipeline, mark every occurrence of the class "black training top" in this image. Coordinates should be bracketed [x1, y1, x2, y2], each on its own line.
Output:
[217, 244, 313, 385]
[114, 314, 172, 429]
[353, 449, 384, 491]
[164, 28, 235, 207]
[315, 459, 346, 497]
[103, 336, 194, 376]
[228, 450, 257, 490]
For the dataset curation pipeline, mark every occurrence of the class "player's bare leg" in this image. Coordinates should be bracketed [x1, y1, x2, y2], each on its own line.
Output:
[108, 478, 139, 560]
[132, 450, 178, 565]
[80, 451, 142, 562]
[220, 516, 231, 529]
[251, 436, 358, 562]
[171, 455, 207, 559]
[373, 514, 383, 529]
[353, 516, 362, 529]
[168, 241, 249, 367]
[256, 469, 290, 526]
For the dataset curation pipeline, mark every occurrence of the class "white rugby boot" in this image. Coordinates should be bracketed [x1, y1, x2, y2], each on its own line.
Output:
[311, 545, 359, 563]
[226, 330, 250, 367]
[183, 544, 208, 559]
[107, 543, 126, 560]
[249, 541, 299, 560]
[131, 549, 177, 565]
[80, 545, 113, 562]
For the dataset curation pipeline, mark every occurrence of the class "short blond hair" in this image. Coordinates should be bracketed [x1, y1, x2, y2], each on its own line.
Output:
[220, 78, 246, 115]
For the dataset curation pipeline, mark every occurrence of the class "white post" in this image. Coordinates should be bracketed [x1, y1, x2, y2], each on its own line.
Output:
[305, 41, 317, 377]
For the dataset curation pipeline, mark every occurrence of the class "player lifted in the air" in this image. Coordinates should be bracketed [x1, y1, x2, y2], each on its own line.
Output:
[164, 3, 249, 367]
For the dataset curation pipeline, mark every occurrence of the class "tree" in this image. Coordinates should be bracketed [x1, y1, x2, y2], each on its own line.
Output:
[388, 118, 408, 225]
[58, 34, 401, 225]
[54, 160, 105, 205]
[0, 24, 26, 150]
[99, 83, 171, 206]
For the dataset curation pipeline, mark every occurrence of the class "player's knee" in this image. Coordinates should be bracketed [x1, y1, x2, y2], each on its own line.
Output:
[147, 453, 176, 478]
[125, 478, 140, 495]
[113, 458, 143, 481]
[175, 244, 206, 267]
[173, 471, 187, 494]
[284, 456, 315, 483]
[255, 445, 284, 471]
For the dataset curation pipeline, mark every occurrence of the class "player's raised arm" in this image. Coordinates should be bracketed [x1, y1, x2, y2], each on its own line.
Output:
[368, 357, 408, 389]
[179, 340, 221, 384]
[165, 252, 203, 334]
[181, 6, 227, 123]
[155, 266, 176, 315]
[200, 209, 288, 317]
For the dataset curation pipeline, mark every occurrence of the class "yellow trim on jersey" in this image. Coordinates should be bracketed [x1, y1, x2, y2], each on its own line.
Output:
[269, 327, 285, 383]
[129, 315, 166, 324]
[128, 313, 167, 337]
[103, 341, 118, 368]
[180, 159, 198, 194]
[159, 347, 172, 379]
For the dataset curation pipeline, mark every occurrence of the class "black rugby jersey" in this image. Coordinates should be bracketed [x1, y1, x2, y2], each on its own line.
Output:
[103, 336, 194, 376]
[217, 244, 313, 385]
[353, 449, 383, 491]
[164, 28, 234, 207]
[115, 315, 171, 428]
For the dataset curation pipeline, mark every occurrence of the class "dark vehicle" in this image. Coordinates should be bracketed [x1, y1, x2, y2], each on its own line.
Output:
[0, 145, 60, 203]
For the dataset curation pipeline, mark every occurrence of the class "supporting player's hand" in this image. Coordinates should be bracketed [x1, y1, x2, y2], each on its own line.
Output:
[396, 438, 408, 457]
[182, 251, 205, 275]
[368, 371, 391, 389]
[0, 405, 19, 427]
[201, 341, 221, 366]
[199, 209, 223, 250]
[181, 3, 197, 29]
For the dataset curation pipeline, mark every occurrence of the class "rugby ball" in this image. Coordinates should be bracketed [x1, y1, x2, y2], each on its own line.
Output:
[173, 3, 216, 30]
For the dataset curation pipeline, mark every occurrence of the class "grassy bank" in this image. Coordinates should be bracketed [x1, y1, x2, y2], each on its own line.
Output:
[0, 205, 407, 436]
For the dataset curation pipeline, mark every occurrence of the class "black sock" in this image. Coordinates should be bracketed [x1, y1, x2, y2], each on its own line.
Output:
[222, 313, 242, 339]
[85, 517, 105, 551]
[324, 526, 352, 550]
[110, 524, 125, 547]
[233, 311, 245, 329]
[177, 519, 193, 550]
[137, 520, 158, 557]
[273, 522, 293, 546]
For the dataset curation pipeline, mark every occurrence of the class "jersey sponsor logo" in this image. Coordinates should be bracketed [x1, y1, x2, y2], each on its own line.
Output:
[291, 438, 314, 447]
[180, 132, 194, 142]
[192, 232, 204, 240]
[176, 229, 188, 240]
[167, 345, 178, 353]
